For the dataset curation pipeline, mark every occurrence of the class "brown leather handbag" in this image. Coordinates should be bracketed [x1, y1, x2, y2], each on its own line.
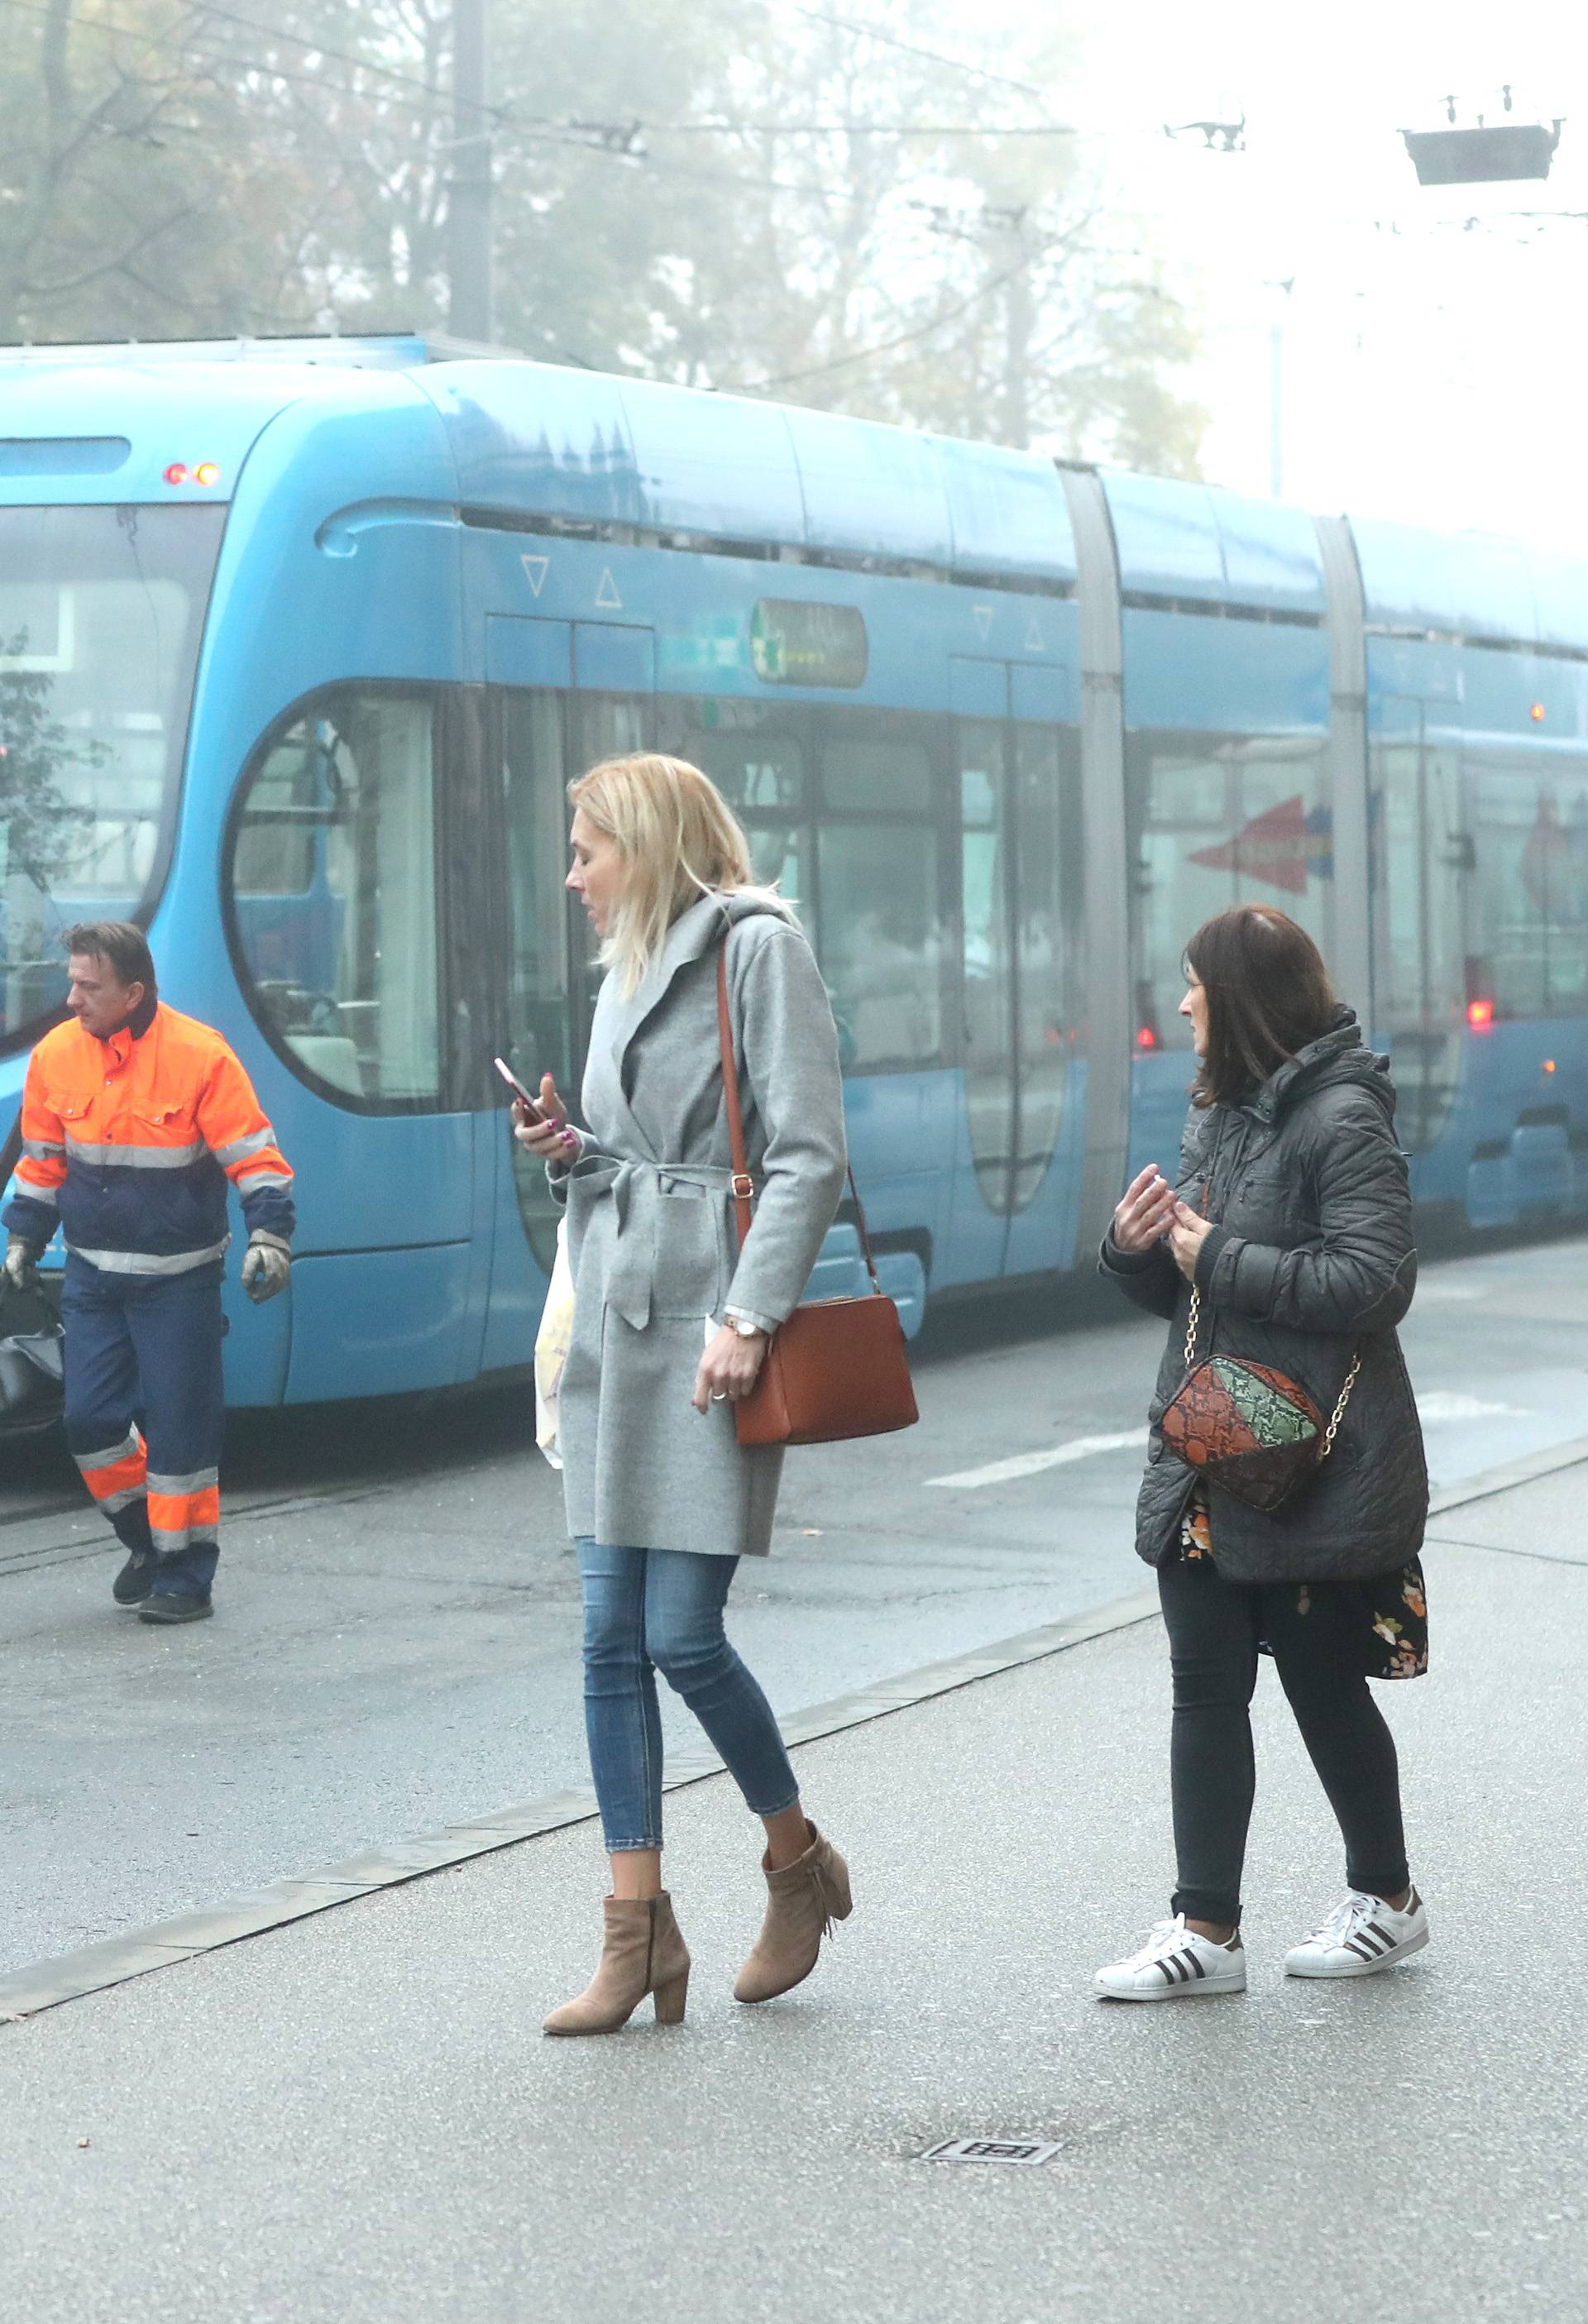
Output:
[716, 946, 918, 1448]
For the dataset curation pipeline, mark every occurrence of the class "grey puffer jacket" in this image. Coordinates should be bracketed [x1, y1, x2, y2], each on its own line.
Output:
[1101, 1009, 1428, 1584]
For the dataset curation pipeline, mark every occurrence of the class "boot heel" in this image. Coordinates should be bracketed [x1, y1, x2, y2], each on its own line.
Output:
[653, 1970, 689, 2025]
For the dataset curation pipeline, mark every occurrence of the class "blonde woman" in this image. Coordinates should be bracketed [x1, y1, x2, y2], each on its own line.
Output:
[516, 753, 851, 2035]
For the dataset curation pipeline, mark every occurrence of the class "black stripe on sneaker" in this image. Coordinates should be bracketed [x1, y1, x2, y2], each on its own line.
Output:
[1364, 1922, 1393, 1949]
[1345, 1937, 1379, 1960]
[1187, 1951, 1207, 1979]
[1158, 1957, 1181, 1984]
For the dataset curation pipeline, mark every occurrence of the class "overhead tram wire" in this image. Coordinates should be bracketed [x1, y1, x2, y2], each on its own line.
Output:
[0, 0, 509, 124]
[184, 0, 508, 120]
[756, 0, 1050, 103]
[725, 229, 1074, 394]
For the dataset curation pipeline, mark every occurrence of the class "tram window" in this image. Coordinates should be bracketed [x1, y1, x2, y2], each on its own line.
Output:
[0, 503, 223, 1051]
[574, 691, 651, 767]
[1126, 732, 1328, 1051]
[1370, 730, 1465, 1152]
[230, 743, 318, 895]
[1468, 754, 1588, 1020]
[816, 822, 942, 1070]
[816, 717, 944, 1071]
[227, 687, 441, 1110]
[823, 736, 932, 813]
[682, 726, 805, 814]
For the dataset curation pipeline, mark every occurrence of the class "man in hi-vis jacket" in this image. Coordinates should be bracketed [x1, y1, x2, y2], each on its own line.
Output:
[2, 922, 294, 1623]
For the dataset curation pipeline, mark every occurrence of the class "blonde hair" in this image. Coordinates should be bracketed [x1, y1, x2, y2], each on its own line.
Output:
[569, 752, 793, 996]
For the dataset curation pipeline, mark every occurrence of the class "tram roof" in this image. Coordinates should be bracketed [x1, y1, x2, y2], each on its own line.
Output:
[1349, 515, 1588, 657]
[0, 339, 1078, 588]
[3, 338, 1584, 650]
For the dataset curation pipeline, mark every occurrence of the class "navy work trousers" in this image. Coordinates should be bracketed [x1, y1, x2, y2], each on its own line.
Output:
[60, 1255, 227, 1596]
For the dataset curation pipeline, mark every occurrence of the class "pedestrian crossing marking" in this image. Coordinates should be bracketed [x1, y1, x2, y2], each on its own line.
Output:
[520, 554, 549, 596]
[595, 567, 623, 610]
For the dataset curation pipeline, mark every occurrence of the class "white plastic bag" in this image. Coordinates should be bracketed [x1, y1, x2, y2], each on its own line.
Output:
[533, 1217, 576, 1469]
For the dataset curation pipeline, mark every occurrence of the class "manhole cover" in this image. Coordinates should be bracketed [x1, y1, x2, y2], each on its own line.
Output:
[921, 2137, 1062, 2167]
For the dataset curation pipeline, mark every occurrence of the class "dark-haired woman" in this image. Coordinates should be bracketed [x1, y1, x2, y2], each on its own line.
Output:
[1095, 904, 1429, 2001]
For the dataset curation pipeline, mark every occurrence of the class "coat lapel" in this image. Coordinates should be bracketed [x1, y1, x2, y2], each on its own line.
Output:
[591, 894, 734, 1140]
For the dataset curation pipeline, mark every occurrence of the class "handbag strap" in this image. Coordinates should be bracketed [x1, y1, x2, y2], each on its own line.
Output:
[716, 941, 881, 1295]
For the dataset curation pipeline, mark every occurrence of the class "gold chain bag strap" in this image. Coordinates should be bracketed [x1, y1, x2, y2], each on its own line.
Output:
[716, 944, 919, 1448]
[1159, 1276, 1362, 1516]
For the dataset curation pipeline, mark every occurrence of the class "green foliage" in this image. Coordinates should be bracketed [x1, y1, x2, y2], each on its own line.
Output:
[0, 643, 95, 892]
[0, 0, 1203, 473]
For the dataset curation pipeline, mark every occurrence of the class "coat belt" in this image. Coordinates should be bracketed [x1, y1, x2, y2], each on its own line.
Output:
[597, 1158, 748, 1330]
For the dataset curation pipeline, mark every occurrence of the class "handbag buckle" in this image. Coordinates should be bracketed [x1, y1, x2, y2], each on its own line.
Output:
[730, 1172, 756, 1202]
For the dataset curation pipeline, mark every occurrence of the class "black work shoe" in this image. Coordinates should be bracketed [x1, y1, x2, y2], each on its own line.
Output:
[137, 1591, 213, 1625]
[112, 1555, 155, 1606]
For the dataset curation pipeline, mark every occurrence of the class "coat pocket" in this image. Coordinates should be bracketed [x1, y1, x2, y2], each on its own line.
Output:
[651, 1181, 727, 1317]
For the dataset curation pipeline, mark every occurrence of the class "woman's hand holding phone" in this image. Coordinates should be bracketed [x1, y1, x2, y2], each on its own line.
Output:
[510, 1072, 579, 1161]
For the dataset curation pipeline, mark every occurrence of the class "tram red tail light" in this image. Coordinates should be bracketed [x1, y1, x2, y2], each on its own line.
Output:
[1466, 997, 1495, 1030]
[163, 462, 189, 485]
[1135, 1025, 1158, 1051]
[163, 460, 222, 486]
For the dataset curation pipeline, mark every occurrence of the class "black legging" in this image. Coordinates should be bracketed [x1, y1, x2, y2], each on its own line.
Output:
[1157, 1552, 1410, 1926]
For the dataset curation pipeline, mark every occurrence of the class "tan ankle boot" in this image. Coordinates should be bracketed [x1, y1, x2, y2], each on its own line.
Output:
[543, 1894, 691, 2036]
[734, 1823, 851, 2005]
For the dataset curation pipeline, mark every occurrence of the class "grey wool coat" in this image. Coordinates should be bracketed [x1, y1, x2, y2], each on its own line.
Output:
[552, 891, 848, 1558]
[1100, 1011, 1428, 1585]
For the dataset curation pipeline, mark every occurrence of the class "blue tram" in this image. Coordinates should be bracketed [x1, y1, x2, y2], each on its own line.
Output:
[2, 335, 1587, 1405]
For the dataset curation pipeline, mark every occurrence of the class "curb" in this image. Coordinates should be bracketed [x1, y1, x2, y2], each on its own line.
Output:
[5, 1434, 1585, 2021]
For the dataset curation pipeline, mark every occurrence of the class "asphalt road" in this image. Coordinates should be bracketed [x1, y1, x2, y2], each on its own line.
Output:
[4, 1231, 1587, 1973]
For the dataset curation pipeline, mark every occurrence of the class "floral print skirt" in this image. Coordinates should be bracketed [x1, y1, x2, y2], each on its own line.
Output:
[1180, 1484, 1428, 1680]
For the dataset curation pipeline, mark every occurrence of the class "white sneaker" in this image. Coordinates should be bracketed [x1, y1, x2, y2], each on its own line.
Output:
[1284, 1888, 1429, 1979]
[1094, 1914, 1247, 2001]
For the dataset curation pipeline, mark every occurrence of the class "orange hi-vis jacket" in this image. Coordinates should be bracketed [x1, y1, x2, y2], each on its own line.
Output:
[3, 997, 295, 1273]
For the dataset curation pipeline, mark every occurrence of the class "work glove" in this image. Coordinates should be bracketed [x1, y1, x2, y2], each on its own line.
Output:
[3, 1234, 43, 1298]
[241, 1230, 291, 1305]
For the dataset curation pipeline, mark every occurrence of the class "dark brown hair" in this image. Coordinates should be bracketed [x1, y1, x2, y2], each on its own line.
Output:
[61, 921, 156, 999]
[1184, 906, 1335, 1108]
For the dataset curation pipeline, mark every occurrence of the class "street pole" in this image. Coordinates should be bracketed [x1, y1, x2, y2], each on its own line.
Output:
[1269, 314, 1284, 499]
[448, 0, 493, 346]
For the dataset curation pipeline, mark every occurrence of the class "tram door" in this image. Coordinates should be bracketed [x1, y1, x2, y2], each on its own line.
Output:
[951, 660, 1084, 1282]
[1370, 696, 1466, 1156]
[477, 618, 656, 1372]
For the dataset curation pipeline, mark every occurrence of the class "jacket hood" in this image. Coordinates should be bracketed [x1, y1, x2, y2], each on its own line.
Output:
[1241, 1006, 1396, 1127]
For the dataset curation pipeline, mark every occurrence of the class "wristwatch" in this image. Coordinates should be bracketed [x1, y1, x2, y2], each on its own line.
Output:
[725, 1312, 767, 1338]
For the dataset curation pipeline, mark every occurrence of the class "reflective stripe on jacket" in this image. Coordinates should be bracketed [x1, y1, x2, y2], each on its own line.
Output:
[2, 999, 294, 1273]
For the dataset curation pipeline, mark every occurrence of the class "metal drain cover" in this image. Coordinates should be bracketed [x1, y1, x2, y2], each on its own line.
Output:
[921, 2137, 1061, 2166]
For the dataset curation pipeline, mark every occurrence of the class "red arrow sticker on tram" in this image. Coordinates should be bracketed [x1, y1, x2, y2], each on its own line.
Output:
[1189, 795, 1332, 896]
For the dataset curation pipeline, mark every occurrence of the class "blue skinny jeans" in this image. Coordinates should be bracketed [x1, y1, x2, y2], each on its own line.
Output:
[576, 1538, 801, 1853]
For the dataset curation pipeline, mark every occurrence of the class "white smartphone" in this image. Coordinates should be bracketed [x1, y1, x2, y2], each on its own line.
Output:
[493, 1057, 547, 1121]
